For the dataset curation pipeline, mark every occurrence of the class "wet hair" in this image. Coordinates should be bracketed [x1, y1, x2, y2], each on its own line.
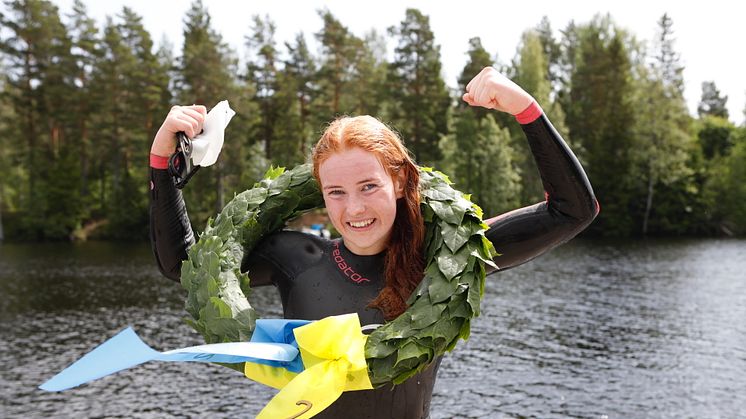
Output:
[312, 115, 425, 320]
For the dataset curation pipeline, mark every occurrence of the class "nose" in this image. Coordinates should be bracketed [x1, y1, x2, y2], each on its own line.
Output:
[347, 195, 366, 216]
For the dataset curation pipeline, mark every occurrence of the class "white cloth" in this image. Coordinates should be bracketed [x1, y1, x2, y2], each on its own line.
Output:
[190, 100, 235, 167]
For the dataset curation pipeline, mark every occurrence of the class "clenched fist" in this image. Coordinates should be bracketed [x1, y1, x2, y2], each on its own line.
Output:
[462, 67, 534, 115]
[150, 105, 207, 157]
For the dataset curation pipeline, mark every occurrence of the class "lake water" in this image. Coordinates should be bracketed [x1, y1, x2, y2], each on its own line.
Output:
[1, 239, 744, 418]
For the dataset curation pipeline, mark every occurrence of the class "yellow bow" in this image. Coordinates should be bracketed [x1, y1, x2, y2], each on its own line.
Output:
[247, 313, 373, 419]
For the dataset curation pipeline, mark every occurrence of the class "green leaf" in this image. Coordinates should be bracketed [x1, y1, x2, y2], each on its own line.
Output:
[447, 287, 472, 318]
[364, 336, 399, 358]
[440, 221, 479, 253]
[429, 200, 466, 225]
[426, 264, 457, 304]
[289, 164, 313, 187]
[240, 187, 269, 207]
[420, 183, 459, 201]
[263, 166, 285, 180]
[394, 341, 428, 366]
[410, 302, 447, 329]
[268, 171, 292, 197]
[437, 245, 470, 281]
[466, 282, 482, 317]
[459, 318, 471, 341]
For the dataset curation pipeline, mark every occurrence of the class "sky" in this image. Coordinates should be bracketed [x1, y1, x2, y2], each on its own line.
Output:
[53, 0, 746, 125]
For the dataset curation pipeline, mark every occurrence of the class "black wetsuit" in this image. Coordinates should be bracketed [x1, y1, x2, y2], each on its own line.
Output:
[149, 104, 599, 419]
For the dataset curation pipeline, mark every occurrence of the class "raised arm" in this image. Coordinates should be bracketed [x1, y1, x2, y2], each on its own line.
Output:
[462, 67, 599, 271]
[149, 105, 206, 281]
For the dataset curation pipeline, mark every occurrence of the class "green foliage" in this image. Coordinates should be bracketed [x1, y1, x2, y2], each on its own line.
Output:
[441, 111, 521, 216]
[314, 9, 362, 117]
[0, 4, 744, 239]
[697, 115, 736, 159]
[701, 125, 746, 234]
[698, 81, 729, 119]
[719, 130, 746, 233]
[564, 16, 638, 236]
[386, 8, 450, 166]
[629, 15, 694, 235]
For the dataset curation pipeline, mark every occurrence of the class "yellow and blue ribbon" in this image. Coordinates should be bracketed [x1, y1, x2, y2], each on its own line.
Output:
[253, 313, 373, 418]
[41, 314, 373, 418]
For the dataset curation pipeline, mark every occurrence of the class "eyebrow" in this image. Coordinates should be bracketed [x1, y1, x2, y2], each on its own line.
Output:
[322, 177, 379, 190]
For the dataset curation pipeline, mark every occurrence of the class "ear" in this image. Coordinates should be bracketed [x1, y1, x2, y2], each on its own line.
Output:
[393, 170, 406, 199]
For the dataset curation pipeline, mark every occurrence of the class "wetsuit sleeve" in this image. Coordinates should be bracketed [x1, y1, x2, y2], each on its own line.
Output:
[149, 153, 195, 281]
[484, 102, 599, 271]
[149, 152, 283, 286]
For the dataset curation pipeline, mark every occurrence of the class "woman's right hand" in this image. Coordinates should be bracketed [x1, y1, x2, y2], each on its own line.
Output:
[462, 67, 533, 115]
[150, 105, 207, 157]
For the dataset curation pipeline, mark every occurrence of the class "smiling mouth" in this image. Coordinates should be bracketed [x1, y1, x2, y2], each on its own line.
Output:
[347, 218, 375, 228]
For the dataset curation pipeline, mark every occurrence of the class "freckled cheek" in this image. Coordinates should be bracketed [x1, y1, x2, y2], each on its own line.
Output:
[324, 201, 344, 229]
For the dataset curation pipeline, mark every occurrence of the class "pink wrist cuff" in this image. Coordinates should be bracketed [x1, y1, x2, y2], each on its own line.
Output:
[514, 101, 543, 124]
[150, 153, 170, 169]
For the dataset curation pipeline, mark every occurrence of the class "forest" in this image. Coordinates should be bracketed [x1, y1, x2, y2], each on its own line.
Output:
[1, 0, 744, 241]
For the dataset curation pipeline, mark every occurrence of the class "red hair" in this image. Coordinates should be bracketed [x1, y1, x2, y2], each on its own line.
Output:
[312, 115, 425, 320]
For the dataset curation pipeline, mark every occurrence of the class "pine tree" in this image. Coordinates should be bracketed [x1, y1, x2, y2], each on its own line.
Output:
[66, 0, 100, 206]
[652, 14, 684, 97]
[534, 16, 562, 90]
[387, 8, 450, 165]
[177, 0, 241, 221]
[1, 0, 79, 239]
[85, 7, 170, 239]
[314, 9, 359, 117]
[556, 20, 579, 113]
[348, 29, 388, 117]
[283, 32, 317, 160]
[698, 81, 729, 119]
[0, 75, 19, 241]
[245, 14, 280, 161]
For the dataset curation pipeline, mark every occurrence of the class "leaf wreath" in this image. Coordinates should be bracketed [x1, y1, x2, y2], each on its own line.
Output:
[180, 163, 497, 386]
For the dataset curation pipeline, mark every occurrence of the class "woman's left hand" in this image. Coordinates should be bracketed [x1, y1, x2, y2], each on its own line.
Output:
[462, 67, 534, 115]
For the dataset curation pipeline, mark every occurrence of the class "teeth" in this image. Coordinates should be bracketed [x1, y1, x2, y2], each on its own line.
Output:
[349, 219, 374, 228]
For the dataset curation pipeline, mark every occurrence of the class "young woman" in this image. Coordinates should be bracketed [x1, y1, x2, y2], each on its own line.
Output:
[149, 67, 599, 418]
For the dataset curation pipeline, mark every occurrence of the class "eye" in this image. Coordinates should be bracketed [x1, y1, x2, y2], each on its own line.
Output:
[362, 183, 378, 192]
[327, 189, 345, 196]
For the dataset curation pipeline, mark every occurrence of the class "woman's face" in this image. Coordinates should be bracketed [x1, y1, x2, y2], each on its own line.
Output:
[319, 147, 404, 255]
